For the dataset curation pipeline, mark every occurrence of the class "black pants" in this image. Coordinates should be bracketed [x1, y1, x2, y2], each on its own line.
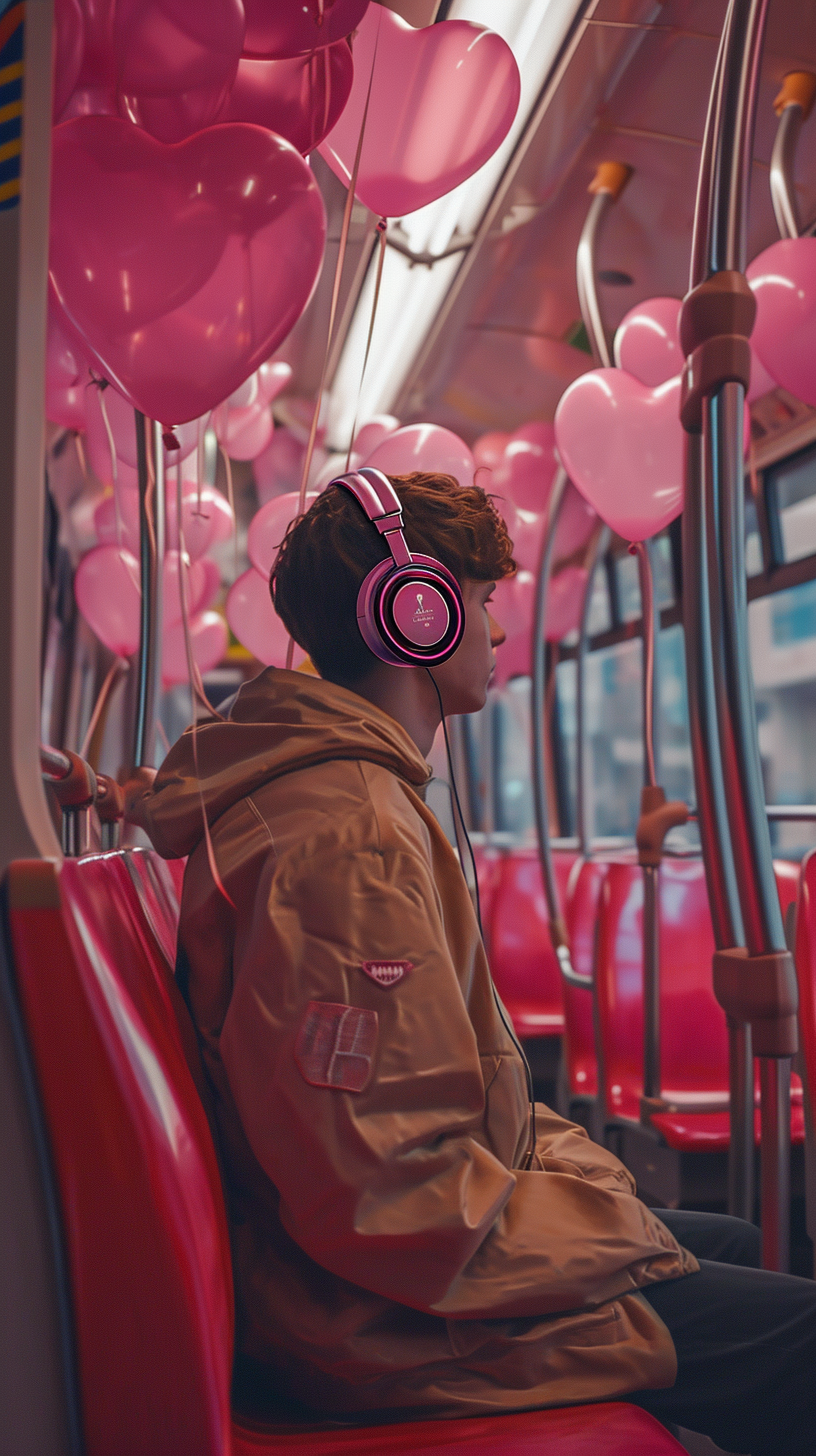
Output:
[627, 1208, 816, 1455]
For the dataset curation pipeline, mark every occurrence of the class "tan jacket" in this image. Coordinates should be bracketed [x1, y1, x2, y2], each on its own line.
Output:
[136, 669, 696, 1419]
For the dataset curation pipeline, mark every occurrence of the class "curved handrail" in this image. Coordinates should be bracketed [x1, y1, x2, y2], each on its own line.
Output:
[770, 71, 816, 241]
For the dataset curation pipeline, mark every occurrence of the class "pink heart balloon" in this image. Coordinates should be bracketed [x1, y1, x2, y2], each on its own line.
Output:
[492, 435, 558, 514]
[226, 567, 306, 667]
[46, 297, 92, 430]
[747, 238, 816, 408]
[252, 426, 307, 502]
[54, 0, 85, 121]
[248, 490, 318, 576]
[362, 423, 474, 485]
[163, 550, 206, 628]
[162, 609, 227, 689]
[490, 570, 534, 687]
[75, 543, 141, 657]
[614, 297, 683, 387]
[195, 557, 223, 613]
[553, 483, 596, 561]
[614, 292, 771, 408]
[350, 415, 400, 462]
[555, 369, 684, 543]
[473, 431, 511, 471]
[319, 6, 520, 218]
[113, 0, 244, 97]
[165, 487, 220, 561]
[242, 0, 367, 60]
[545, 565, 588, 643]
[50, 117, 326, 425]
[218, 42, 353, 155]
[93, 488, 140, 553]
[212, 400, 274, 461]
[501, 502, 544, 573]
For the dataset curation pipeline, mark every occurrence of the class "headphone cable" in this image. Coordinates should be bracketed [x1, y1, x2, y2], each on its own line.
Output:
[426, 670, 538, 1171]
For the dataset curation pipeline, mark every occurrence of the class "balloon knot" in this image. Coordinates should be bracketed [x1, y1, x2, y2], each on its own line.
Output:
[628, 542, 638, 555]
[163, 430, 181, 452]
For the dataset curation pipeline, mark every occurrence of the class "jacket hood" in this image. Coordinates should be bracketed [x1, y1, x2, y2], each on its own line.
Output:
[134, 668, 432, 859]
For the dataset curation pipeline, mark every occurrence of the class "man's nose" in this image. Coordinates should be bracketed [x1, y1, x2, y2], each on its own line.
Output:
[488, 611, 506, 648]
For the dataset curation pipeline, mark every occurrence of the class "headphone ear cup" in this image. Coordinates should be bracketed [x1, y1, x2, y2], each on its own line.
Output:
[357, 556, 465, 666]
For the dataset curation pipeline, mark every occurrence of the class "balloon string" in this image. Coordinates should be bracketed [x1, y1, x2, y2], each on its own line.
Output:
[79, 655, 128, 763]
[286, 2, 384, 670]
[220, 442, 238, 581]
[344, 217, 388, 470]
[175, 461, 234, 909]
[97, 385, 123, 551]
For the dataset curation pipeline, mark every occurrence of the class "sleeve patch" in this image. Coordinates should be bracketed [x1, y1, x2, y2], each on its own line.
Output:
[294, 1002, 378, 1093]
[361, 960, 412, 988]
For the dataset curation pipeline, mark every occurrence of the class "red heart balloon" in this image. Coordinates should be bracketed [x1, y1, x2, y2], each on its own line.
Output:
[555, 369, 684, 543]
[50, 117, 326, 425]
[242, 0, 367, 60]
[318, 6, 520, 218]
[218, 41, 353, 155]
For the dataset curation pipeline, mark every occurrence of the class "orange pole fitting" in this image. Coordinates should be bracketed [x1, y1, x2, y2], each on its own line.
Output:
[773, 71, 816, 119]
[95, 774, 125, 826]
[636, 784, 689, 868]
[49, 750, 97, 813]
[588, 161, 633, 200]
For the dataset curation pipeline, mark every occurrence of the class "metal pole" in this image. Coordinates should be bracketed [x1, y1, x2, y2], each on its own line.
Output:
[132, 416, 164, 769]
[635, 542, 661, 1103]
[770, 101, 804, 240]
[532, 468, 577, 978]
[683, 0, 796, 1266]
[575, 526, 610, 856]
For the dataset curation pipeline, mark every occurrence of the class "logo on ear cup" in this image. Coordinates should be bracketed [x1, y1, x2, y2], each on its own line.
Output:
[392, 580, 450, 646]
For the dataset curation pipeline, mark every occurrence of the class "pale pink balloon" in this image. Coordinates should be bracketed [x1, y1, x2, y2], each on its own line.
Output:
[252, 425, 305, 502]
[242, 0, 367, 60]
[362, 423, 475, 485]
[351, 415, 400, 462]
[319, 6, 520, 218]
[614, 297, 683, 387]
[501, 502, 544, 573]
[206, 488, 236, 544]
[46, 298, 91, 430]
[555, 369, 684, 543]
[226, 567, 306, 668]
[747, 238, 816, 408]
[218, 43, 353, 155]
[257, 360, 293, 407]
[195, 557, 222, 613]
[553, 483, 596, 561]
[512, 420, 556, 451]
[213, 400, 274, 461]
[84, 382, 203, 478]
[163, 550, 206, 628]
[491, 570, 534, 687]
[164, 486, 219, 561]
[492, 436, 558, 513]
[545, 565, 589, 643]
[74, 543, 141, 657]
[93, 488, 140, 552]
[473, 431, 511, 470]
[161, 609, 227, 689]
[248, 491, 318, 577]
[50, 118, 327, 425]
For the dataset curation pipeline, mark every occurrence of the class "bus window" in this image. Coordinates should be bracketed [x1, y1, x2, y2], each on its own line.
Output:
[493, 678, 535, 838]
[585, 639, 642, 839]
[750, 579, 816, 860]
[768, 442, 816, 565]
[613, 551, 641, 624]
[554, 658, 577, 838]
[745, 490, 764, 576]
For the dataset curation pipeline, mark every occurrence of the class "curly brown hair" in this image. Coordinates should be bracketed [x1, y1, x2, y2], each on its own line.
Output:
[271, 472, 516, 684]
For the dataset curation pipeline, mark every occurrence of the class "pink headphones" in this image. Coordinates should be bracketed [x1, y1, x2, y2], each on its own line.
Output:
[329, 468, 465, 667]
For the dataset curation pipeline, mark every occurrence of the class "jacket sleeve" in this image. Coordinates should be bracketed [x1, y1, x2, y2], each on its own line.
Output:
[219, 819, 688, 1320]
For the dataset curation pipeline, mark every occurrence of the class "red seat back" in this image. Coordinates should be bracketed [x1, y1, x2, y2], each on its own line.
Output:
[489, 848, 576, 1038]
[560, 857, 609, 1101]
[6, 852, 234, 1456]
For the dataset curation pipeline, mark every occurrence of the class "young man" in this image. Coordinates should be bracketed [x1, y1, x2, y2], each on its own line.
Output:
[136, 473, 816, 1452]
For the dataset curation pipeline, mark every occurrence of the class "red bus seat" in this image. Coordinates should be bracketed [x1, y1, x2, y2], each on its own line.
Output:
[489, 847, 576, 1040]
[561, 857, 613, 1106]
[793, 849, 816, 1265]
[4, 851, 685, 1456]
[469, 841, 503, 950]
[595, 859, 804, 1156]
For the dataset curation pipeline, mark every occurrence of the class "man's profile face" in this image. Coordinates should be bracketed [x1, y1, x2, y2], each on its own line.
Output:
[431, 578, 505, 716]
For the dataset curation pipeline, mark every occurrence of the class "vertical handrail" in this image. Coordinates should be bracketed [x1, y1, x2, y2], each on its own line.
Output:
[636, 542, 660, 1103]
[574, 525, 610, 857]
[769, 73, 816, 242]
[132, 416, 165, 769]
[532, 468, 575, 978]
[681, 0, 798, 1268]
